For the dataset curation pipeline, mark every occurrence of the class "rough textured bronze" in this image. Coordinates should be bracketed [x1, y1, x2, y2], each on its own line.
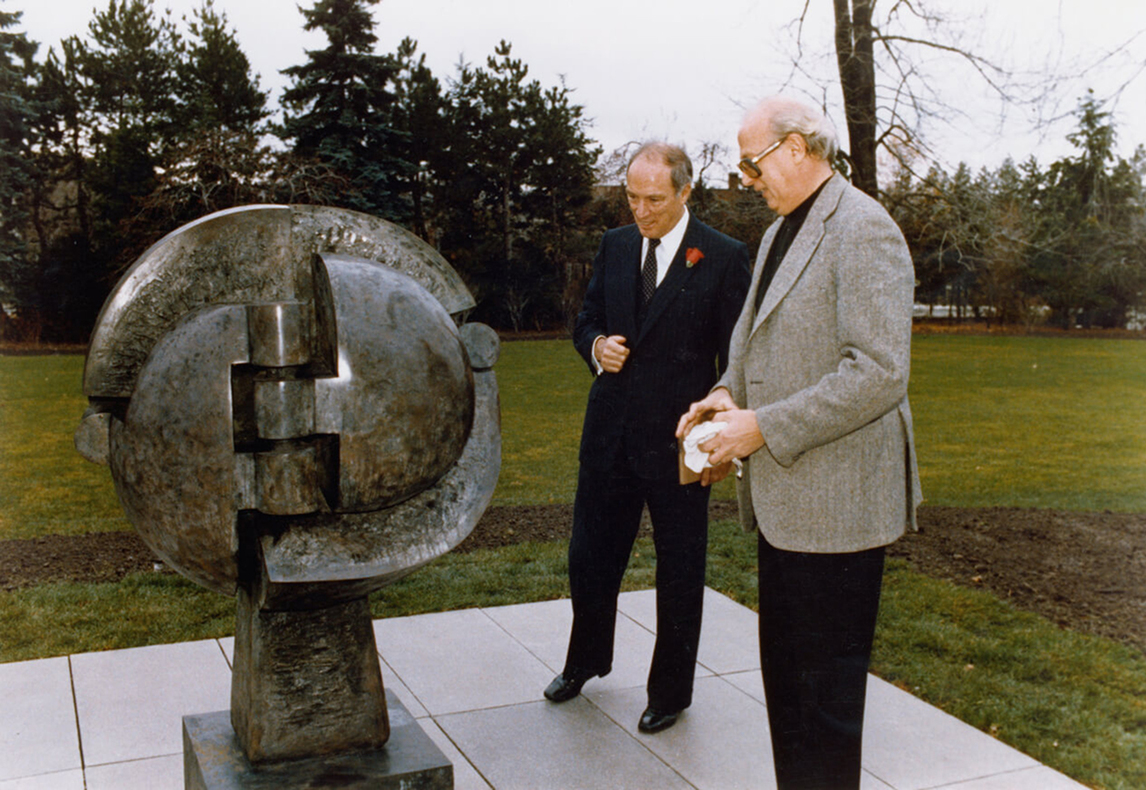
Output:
[459, 322, 501, 371]
[230, 592, 389, 762]
[84, 205, 474, 399]
[107, 304, 249, 593]
[251, 438, 334, 516]
[254, 368, 500, 609]
[82, 209, 497, 596]
[78, 204, 500, 773]
[74, 407, 113, 465]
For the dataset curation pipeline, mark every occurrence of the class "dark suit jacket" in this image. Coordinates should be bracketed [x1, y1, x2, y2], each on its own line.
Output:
[573, 215, 751, 480]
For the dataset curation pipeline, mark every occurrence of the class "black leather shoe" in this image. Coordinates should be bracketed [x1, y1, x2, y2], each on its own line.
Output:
[638, 707, 681, 733]
[543, 671, 593, 702]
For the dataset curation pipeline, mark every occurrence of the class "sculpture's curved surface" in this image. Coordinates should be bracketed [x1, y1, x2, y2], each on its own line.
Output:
[77, 205, 500, 601]
[78, 205, 502, 764]
[83, 204, 476, 399]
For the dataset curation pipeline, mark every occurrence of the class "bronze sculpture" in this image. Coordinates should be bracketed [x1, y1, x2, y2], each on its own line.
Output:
[77, 205, 500, 786]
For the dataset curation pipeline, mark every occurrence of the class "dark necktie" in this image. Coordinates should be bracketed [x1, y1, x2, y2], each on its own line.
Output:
[640, 238, 660, 307]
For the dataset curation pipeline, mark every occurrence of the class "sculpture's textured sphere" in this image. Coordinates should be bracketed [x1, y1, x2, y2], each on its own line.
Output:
[78, 206, 500, 602]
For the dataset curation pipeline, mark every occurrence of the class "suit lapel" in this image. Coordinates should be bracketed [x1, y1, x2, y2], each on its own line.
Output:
[746, 220, 781, 329]
[751, 174, 847, 334]
[636, 217, 703, 344]
[610, 226, 642, 342]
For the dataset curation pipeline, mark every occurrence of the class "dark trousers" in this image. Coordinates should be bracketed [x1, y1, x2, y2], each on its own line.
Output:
[563, 461, 710, 711]
[757, 533, 886, 790]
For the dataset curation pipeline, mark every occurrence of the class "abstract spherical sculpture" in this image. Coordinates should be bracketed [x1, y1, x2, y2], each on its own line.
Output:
[76, 205, 501, 769]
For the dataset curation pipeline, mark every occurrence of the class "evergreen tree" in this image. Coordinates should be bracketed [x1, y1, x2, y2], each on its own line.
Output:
[0, 3, 38, 317]
[25, 37, 104, 341]
[278, 0, 407, 220]
[79, 0, 180, 142]
[76, 0, 181, 271]
[174, 0, 267, 134]
[1036, 91, 1145, 328]
[126, 0, 273, 231]
[884, 93, 1145, 331]
[436, 41, 600, 329]
[388, 36, 445, 240]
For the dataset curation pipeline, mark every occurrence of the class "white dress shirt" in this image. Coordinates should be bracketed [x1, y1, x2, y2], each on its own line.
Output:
[642, 206, 690, 288]
[592, 208, 691, 374]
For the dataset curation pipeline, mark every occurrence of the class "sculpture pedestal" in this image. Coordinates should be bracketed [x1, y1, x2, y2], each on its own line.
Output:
[230, 589, 390, 762]
[183, 692, 452, 790]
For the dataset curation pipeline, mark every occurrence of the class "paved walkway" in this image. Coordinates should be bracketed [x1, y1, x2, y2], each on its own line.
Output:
[2, 588, 1086, 789]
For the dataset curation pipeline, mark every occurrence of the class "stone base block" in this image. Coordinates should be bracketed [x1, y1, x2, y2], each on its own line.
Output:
[184, 691, 452, 790]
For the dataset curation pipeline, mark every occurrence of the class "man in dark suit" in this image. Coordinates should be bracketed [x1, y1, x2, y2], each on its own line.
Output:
[543, 142, 750, 733]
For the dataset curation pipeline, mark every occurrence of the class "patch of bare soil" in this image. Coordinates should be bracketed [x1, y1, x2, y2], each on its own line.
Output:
[2, 504, 1143, 655]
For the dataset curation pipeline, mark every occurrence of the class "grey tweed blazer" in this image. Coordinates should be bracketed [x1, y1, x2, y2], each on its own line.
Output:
[717, 173, 923, 553]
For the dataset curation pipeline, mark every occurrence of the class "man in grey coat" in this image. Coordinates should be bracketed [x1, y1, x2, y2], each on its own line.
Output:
[677, 96, 922, 790]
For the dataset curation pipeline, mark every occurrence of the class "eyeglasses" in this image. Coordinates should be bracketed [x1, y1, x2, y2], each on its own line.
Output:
[737, 137, 785, 179]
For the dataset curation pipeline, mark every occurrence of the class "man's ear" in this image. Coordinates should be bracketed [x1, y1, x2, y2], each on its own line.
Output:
[679, 182, 693, 202]
[787, 134, 809, 163]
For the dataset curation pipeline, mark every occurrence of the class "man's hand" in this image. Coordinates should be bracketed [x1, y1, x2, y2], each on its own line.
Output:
[699, 461, 734, 487]
[676, 387, 736, 440]
[702, 409, 765, 466]
[594, 335, 630, 373]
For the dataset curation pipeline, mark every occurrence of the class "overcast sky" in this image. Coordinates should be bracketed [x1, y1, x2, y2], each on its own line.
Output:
[12, 0, 1146, 182]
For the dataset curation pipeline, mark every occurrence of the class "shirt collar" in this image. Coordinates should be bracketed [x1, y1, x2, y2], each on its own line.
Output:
[645, 206, 690, 261]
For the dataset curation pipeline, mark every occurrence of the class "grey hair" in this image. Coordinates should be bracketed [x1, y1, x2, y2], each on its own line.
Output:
[627, 142, 693, 194]
[765, 99, 839, 162]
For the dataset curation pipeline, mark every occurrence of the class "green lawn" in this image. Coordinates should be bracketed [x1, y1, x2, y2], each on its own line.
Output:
[5, 335, 1142, 541]
[0, 355, 128, 539]
[910, 334, 1146, 511]
[1, 520, 1142, 789]
[2, 335, 1146, 789]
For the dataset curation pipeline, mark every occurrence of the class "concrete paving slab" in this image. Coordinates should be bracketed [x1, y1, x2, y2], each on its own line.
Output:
[479, 598, 575, 672]
[861, 676, 1066, 790]
[70, 639, 231, 766]
[373, 608, 555, 715]
[0, 589, 1093, 790]
[720, 668, 766, 704]
[0, 657, 81, 783]
[482, 597, 659, 695]
[695, 588, 760, 675]
[864, 775, 895, 790]
[0, 770, 85, 790]
[421, 718, 493, 790]
[615, 588, 658, 630]
[84, 755, 182, 790]
[688, 668, 1085, 790]
[590, 676, 773, 790]
[381, 658, 431, 719]
[590, 676, 965, 790]
[938, 766, 1090, 789]
[437, 697, 693, 790]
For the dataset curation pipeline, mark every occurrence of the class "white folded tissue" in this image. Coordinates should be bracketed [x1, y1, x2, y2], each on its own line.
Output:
[682, 421, 744, 476]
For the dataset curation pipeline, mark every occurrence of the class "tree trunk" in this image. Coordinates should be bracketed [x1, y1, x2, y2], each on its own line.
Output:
[833, 0, 879, 197]
[411, 174, 427, 242]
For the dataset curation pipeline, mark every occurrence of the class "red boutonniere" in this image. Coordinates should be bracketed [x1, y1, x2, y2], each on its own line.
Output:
[685, 247, 704, 268]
